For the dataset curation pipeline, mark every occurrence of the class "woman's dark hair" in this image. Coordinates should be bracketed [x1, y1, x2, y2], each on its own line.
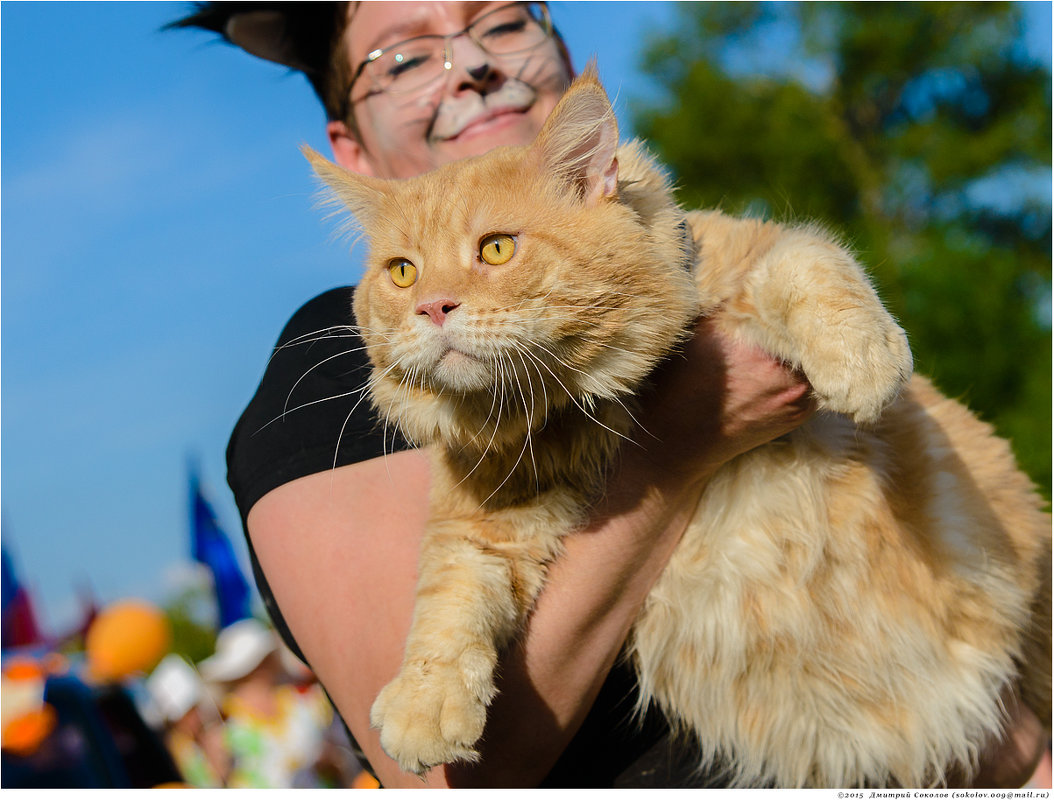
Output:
[170, 2, 571, 136]
[168, 2, 353, 122]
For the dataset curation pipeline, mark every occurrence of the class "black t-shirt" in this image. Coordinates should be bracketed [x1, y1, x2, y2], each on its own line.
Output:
[226, 287, 718, 787]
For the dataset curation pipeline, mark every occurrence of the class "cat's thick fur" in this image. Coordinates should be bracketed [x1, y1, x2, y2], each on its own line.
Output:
[304, 69, 1051, 787]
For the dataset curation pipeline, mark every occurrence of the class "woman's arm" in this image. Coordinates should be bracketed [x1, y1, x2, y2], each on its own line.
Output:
[246, 320, 814, 788]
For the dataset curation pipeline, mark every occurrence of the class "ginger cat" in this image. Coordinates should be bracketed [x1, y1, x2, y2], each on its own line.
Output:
[304, 68, 1050, 787]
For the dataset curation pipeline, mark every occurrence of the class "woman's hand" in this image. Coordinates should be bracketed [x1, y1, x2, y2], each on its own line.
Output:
[633, 316, 815, 486]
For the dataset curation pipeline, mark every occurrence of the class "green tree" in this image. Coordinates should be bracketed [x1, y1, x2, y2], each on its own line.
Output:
[633, 1, 1051, 496]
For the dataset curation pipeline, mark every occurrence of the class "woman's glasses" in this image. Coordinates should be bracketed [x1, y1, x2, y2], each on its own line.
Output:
[346, 2, 554, 103]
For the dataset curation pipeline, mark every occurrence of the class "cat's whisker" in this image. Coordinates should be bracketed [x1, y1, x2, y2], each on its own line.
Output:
[277, 335, 377, 354]
[461, 362, 504, 451]
[502, 288, 557, 314]
[282, 347, 376, 417]
[381, 380, 403, 462]
[280, 329, 404, 417]
[358, 358, 407, 466]
[254, 385, 370, 437]
[518, 340, 638, 447]
[330, 360, 403, 470]
[499, 352, 535, 491]
[608, 395, 650, 442]
[399, 364, 422, 451]
[520, 335, 648, 439]
[507, 351, 539, 492]
[388, 363, 421, 457]
[519, 336, 595, 389]
[449, 359, 508, 492]
[513, 343, 550, 427]
[497, 309, 631, 328]
[332, 389, 377, 472]
[476, 354, 536, 510]
[272, 324, 361, 350]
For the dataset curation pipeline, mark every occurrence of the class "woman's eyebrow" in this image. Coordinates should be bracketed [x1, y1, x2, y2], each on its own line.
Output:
[364, 13, 438, 54]
[362, 3, 494, 54]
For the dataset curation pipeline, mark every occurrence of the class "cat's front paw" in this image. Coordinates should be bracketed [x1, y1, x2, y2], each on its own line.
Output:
[370, 656, 493, 776]
[800, 311, 912, 424]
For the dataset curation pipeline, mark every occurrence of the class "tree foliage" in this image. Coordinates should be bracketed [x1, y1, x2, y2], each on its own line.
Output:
[633, 1, 1051, 496]
[164, 581, 218, 664]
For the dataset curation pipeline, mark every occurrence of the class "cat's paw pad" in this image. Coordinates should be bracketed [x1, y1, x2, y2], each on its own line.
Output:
[370, 660, 492, 775]
[801, 314, 912, 424]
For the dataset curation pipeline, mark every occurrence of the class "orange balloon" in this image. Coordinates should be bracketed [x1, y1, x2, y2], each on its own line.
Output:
[1, 704, 57, 755]
[85, 599, 171, 682]
[2, 657, 45, 682]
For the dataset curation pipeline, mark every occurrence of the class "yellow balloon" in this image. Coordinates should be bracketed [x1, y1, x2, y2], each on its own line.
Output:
[85, 599, 171, 682]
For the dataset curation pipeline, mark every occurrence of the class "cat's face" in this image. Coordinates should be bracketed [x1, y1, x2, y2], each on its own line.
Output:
[308, 70, 697, 444]
[348, 150, 600, 397]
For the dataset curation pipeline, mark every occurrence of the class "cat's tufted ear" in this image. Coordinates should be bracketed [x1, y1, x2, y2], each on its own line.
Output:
[301, 145, 387, 227]
[531, 62, 619, 204]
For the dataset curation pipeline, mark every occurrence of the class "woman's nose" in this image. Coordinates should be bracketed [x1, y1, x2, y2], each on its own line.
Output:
[448, 34, 499, 90]
[465, 62, 492, 82]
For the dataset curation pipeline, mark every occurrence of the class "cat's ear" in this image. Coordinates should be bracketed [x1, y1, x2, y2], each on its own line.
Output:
[531, 62, 619, 204]
[301, 145, 386, 226]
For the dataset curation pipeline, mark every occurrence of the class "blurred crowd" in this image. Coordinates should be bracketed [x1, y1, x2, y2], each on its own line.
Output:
[3, 594, 1048, 789]
[1, 603, 379, 789]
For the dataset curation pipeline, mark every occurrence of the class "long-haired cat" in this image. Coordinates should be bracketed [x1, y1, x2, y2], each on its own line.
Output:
[303, 68, 1050, 787]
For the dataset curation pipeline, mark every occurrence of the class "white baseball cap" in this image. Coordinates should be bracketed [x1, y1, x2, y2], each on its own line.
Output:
[146, 654, 204, 722]
[198, 619, 279, 684]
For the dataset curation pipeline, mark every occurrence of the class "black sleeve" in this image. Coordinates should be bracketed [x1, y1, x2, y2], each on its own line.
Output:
[226, 286, 410, 526]
[225, 286, 410, 662]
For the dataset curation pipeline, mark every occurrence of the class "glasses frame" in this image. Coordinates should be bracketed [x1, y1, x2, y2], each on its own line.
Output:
[343, 2, 554, 108]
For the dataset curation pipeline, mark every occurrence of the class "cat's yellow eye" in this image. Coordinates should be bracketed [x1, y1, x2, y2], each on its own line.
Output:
[387, 258, 417, 288]
[479, 234, 517, 266]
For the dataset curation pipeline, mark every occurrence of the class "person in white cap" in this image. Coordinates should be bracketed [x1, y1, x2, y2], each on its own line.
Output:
[199, 619, 332, 788]
[146, 654, 227, 787]
[198, 618, 280, 687]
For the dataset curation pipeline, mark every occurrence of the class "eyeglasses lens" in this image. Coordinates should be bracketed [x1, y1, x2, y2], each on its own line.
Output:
[367, 3, 550, 95]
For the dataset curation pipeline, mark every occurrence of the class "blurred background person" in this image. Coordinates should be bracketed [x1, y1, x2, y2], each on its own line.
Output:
[145, 653, 227, 787]
[198, 618, 332, 788]
[2, 600, 183, 788]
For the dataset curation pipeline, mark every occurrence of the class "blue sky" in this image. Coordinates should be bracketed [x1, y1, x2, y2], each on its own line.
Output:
[2, 2, 1050, 633]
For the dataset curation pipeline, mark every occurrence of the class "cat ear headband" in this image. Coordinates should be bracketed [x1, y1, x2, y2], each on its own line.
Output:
[167, 2, 351, 76]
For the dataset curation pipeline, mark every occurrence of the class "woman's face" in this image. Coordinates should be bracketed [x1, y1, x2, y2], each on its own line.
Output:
[330, 1, 572, 178]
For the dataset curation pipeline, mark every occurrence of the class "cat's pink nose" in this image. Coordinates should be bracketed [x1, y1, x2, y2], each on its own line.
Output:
[416, 298, 461, 326]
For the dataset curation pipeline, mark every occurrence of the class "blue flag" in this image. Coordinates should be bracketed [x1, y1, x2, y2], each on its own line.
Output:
[189, 466, 251, 629]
